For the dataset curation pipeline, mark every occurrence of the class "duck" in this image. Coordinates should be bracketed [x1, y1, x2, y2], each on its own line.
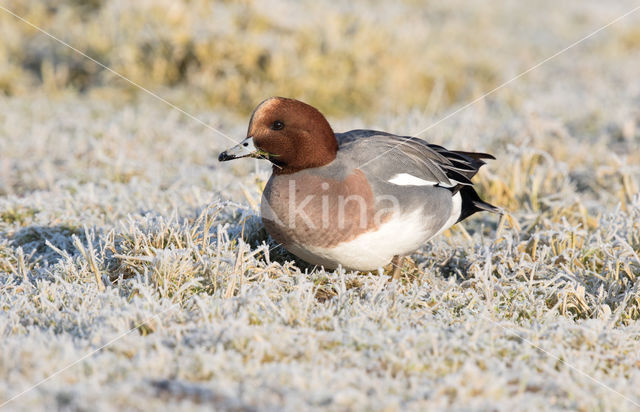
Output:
[219, 97, 499, 275]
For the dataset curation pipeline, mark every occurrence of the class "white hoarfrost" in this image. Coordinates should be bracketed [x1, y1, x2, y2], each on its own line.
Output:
[2, 1, 640, 411]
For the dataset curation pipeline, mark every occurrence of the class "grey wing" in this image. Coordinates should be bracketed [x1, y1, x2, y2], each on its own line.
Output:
[336, 129, 494, 187]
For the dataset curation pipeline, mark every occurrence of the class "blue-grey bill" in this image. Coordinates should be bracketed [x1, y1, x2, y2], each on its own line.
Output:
[218, 136, 256, 161]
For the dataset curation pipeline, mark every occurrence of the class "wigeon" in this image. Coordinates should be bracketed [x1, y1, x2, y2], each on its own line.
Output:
[219, 97, 499, 274]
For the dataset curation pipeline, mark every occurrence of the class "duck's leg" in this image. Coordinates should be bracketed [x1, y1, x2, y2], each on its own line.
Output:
[391, 255, 403, 281]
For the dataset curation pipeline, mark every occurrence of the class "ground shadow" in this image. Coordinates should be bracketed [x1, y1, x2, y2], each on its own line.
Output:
[9, 224, 87, 265]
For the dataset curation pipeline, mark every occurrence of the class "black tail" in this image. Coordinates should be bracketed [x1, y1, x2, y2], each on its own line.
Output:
[457, 185, 501, 223]
[427, 146, 500, 221]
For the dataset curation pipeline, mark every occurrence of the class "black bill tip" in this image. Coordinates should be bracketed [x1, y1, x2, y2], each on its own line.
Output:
[218, 151, 234, 162]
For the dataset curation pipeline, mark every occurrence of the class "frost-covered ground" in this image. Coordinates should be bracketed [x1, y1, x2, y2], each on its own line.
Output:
[2, 0, 640, 411]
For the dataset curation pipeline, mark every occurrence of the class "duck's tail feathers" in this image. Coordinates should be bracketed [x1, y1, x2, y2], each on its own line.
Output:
[457, 185, 502, 223]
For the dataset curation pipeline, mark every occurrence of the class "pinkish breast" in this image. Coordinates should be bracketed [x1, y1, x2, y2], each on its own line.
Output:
[261, 169, 391, 248]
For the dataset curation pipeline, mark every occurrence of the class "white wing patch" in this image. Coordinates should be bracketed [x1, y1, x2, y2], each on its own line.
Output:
[388, 173, 438, 186]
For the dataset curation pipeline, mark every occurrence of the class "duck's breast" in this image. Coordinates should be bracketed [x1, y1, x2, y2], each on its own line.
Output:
[261, 168, 387, 250]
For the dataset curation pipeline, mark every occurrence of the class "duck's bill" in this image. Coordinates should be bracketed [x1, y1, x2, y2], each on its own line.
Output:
[219, 137, 279, 162]
[218, 137, 257, 161]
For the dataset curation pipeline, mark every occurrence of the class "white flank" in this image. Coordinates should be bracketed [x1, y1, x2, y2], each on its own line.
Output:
[433, 191, 462, 237]
[388, 173, 438, 186]
[286, 208, 437, 271]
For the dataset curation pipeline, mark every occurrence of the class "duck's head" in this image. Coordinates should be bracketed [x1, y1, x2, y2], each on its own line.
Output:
[218, 97, 338, 174]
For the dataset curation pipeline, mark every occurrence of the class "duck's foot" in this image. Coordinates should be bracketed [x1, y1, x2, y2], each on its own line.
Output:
[386, 256, 420, 281]
[390, 255, 404, 281]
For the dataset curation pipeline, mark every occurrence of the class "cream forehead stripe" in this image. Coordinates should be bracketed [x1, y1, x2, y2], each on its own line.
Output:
[249, 98, 280, 127]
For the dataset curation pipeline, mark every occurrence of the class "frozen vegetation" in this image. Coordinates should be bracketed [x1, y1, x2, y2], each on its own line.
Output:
[1, 0, 640, 410]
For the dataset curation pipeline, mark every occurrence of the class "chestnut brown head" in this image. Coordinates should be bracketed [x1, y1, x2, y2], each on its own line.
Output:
[218, 97, 338, 174]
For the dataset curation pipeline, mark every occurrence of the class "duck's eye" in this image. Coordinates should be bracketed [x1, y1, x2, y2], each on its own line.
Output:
[271, 120, 285, 130]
